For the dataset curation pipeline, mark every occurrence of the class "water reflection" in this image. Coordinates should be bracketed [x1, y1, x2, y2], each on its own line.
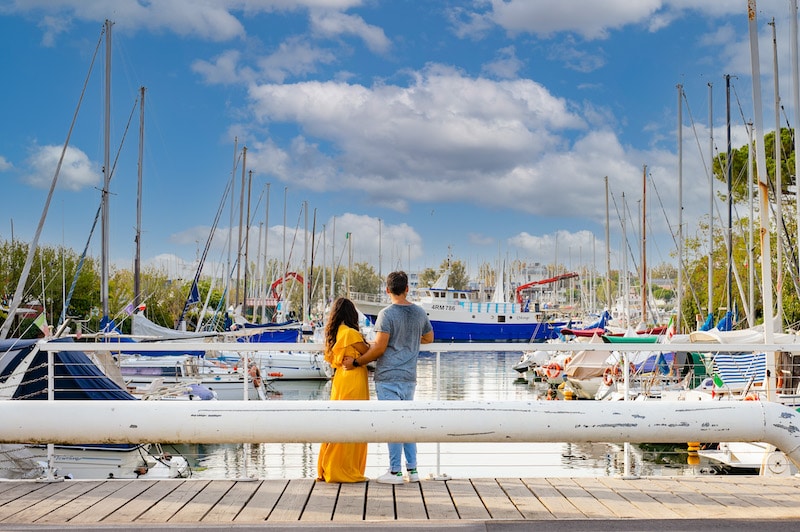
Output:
[178, 351, 701, 479]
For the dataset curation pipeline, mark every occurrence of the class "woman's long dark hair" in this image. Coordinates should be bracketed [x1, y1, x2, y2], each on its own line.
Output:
[324, 297, 361, 350]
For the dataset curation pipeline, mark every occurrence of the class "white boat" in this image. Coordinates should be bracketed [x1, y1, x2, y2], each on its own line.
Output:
[0, 338, 191, 480]
[118, 353, 265, 401]
[217, 349, 332, 381]
[386, 269, 571, 343]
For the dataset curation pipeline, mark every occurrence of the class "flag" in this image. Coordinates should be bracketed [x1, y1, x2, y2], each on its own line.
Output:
[187, 280, 201, 305]
[666, 315, 676, 339]
[712, 373, 724, 388]
[33, 312, 50, 337]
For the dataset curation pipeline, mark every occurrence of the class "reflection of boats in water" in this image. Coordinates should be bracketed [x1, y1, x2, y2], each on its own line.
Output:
[0, 338, 190, 480]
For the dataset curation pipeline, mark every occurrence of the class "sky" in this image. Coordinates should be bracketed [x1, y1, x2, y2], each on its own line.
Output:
[0, 0, 796, 284]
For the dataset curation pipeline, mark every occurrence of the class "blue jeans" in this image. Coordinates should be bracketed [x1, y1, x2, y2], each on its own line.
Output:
[375, 381, 417, 473]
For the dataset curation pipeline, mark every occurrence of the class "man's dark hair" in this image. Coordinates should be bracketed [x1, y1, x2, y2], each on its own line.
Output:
[386, 271, 408, 296]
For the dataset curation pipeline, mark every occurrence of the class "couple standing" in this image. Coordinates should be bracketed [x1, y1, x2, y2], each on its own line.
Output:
[317, 271, 434, 484]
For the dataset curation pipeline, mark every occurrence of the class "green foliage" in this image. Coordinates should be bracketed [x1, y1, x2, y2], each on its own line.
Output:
[418, 259, 469, 290]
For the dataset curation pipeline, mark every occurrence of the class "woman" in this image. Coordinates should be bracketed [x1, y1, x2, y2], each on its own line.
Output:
[316, 297, 370, 483]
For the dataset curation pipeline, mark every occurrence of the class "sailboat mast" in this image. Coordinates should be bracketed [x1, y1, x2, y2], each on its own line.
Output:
[793, 0, 800, 284]
[771, 18, 783, 325]
[101, 19, 112, 323]
[604, 176, 611, 311]
[235, 146, 247, 310]
[676, 84, 683, 334]
[244, 168, 252, 319]
[726, 74, 733, 318]
[747, 0, 776, 396]
[640, 164, 647, 327]
[134, 86, 145, 308]
[708, 82, 714, 321]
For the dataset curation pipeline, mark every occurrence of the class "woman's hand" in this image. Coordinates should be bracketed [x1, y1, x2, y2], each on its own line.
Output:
[342, 356, 355, 370]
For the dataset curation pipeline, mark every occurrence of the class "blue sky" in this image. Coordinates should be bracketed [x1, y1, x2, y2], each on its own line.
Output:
[0, 1, 794, 282]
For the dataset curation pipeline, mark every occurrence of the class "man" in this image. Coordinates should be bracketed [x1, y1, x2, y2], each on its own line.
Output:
[343, 271, 434, 484]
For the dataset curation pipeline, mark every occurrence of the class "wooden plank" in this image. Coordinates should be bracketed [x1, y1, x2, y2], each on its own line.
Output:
[234, 480, 287, 523]
[300, 480, 338, 521]
[0, 480, 97, 522]
[678, 477, 760, 519]
[393, 482, 425, 520]
[446, 479, 490, 520]
[419, 479, 459, 520]
[495, 478, 554, 520]
[100, 480, 184, 523]
[332, 481, 367, 521]
[135, 480, 208, 523]
[723, 477, 800, 509]
[62, 481, 155, 523]
[169, 480, 235, 522]
[546, 478, 615, 519]
[635, 478, 707, 519]
[364, 480, 395, 520]
[267, 479, 314, 522]
[596, 477, 682, 519]
[5, 480, 103, 523]
[569, 477, 647, 519]
[662, 477, 740, 519]
[470, 478, 522, 520]
[0, 481, 40, 498]
[202, 480, 260, 522]
[522, 478, 584, 519]
[0, 482, 59, 519]
[702, 478, 791, 519]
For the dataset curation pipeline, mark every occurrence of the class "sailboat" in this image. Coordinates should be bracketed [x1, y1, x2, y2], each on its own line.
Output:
[0, 338, 191, 479]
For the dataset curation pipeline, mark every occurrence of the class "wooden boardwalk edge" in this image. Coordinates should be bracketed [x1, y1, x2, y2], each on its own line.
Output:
[1, 477, 800, 525]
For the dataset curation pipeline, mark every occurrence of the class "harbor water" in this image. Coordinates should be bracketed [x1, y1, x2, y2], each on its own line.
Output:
[174, 350, 703, 480]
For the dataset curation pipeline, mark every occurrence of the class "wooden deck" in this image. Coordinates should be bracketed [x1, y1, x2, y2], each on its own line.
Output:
[2, 476, 800, 527]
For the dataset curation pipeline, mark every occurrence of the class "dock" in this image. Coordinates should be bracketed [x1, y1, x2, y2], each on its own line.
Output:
[2, 476, 800, 529]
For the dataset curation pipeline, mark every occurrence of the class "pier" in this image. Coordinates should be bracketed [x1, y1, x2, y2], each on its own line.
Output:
[2, 475, 800, 529]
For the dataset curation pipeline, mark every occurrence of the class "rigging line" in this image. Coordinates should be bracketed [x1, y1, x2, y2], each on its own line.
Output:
[178, 177, 234, 326]
[733, 82, 800, 313]
[681, 90, 713, 185]
[608, 189, 640, 282]
[281, 206, 304, 282]
[0, 25, 105, 341]
[646, 169, 704, 319]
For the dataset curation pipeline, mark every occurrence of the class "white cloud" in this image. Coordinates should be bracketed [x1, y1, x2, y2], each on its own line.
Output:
[23, 145, 101, 191]
[255, 36, 339, 83]
[481, 46, 524, 79]
[509, 229, 602, 265]
[475, 0, 663, 40]
[310, 10, 391, 54]
[0, 156, 12, 171]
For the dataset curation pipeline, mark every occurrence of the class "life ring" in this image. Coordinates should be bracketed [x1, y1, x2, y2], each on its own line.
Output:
[545, 362, 562, 380]
[744, 393, 759, 401]
[603, 366, 615, 386]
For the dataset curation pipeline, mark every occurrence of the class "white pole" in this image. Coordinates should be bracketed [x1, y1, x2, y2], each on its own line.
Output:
[792, 0, 800, 283]
[748, 0, 777, 400]
[4, 400, 800, 470]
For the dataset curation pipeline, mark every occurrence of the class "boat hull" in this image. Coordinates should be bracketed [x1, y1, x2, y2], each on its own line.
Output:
[428, 317, 565, 342]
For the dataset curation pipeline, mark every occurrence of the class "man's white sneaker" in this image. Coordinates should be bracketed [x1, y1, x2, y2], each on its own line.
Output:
[406, 468, 420, 482]
[376, 470, 404, 484]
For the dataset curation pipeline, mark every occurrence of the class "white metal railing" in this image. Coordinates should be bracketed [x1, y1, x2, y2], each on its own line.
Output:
[4, 338, 800, 479]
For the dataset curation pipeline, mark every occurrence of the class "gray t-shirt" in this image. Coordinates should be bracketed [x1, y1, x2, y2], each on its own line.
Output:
[373, 303, 433, 383]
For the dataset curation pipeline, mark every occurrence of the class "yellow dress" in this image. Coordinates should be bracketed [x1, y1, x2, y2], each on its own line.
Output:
[316, 324, 369, 483]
